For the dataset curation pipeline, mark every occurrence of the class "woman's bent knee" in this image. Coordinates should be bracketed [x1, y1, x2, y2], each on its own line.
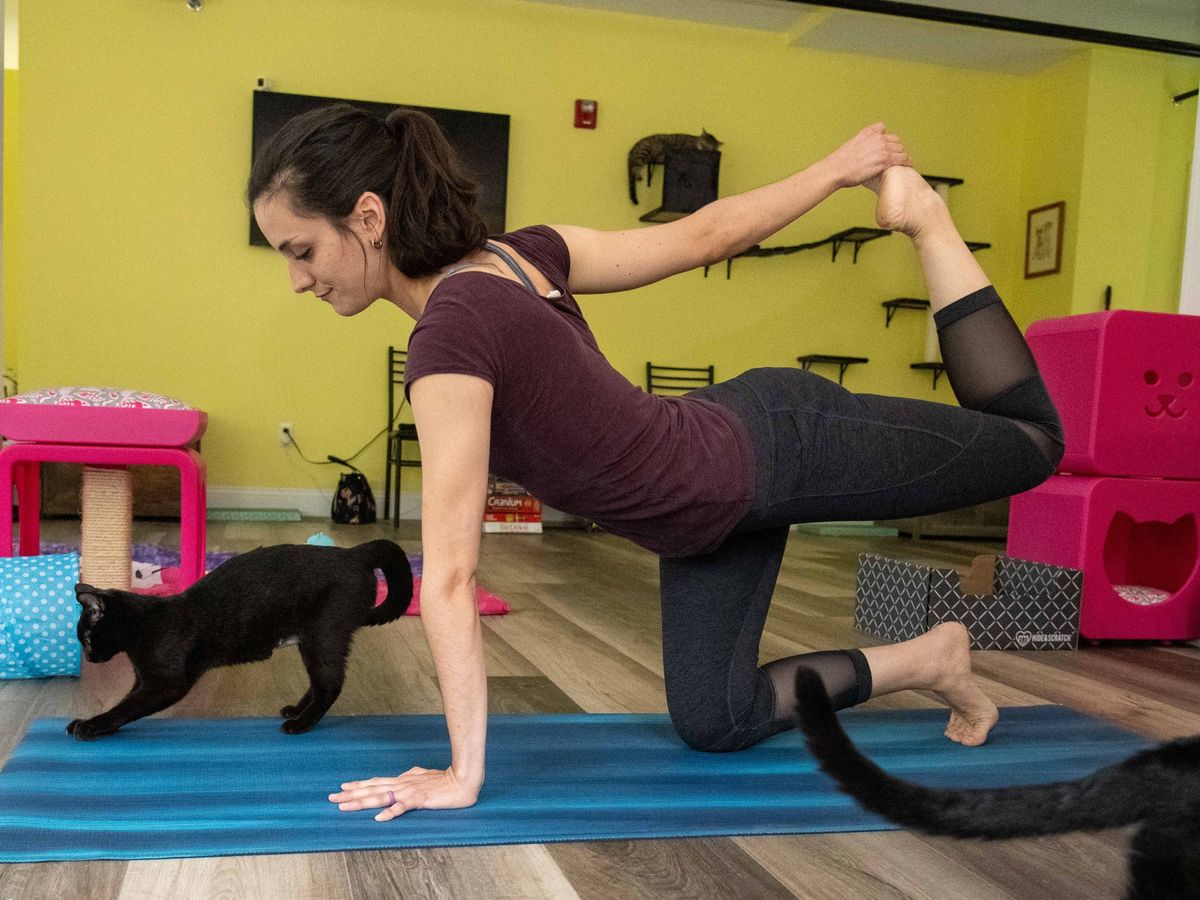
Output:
[668, 711, 747, 753]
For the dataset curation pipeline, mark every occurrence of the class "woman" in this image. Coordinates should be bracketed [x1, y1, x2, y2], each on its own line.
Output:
[248, 106, 1063, 822]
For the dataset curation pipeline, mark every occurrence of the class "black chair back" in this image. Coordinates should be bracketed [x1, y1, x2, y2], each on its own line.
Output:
[646, 363, 715, 395]
[388, 348, 406, 427]
[385, 346, 420, 525]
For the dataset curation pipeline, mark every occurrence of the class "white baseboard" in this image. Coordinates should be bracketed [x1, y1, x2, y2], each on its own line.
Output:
[207, 486, 585, 525]
[207, 486, 334, 518]
[208, 486, 418, 520]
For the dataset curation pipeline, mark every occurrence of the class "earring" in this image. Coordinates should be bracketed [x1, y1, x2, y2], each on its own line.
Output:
[371, 236, 383, 249]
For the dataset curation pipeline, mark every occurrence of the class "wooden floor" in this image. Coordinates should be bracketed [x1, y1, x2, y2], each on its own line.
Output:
[3, 518, 1198, 900]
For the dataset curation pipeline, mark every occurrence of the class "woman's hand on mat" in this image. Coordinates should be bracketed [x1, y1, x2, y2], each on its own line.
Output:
[329, 767, 480, 821]
[824, 123, 911, 190]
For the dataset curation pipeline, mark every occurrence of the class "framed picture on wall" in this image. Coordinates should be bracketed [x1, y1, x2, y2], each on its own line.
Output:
[1025, 201, 1065, 278]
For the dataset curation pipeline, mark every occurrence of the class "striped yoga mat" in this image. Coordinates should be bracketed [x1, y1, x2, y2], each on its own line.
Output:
[0, 706, 1150, 862]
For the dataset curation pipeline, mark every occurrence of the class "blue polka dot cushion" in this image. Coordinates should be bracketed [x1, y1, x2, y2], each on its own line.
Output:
[0, 553, 82, 679]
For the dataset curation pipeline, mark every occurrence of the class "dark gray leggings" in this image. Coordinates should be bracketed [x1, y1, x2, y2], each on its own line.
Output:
[659, 286, 1064, 752]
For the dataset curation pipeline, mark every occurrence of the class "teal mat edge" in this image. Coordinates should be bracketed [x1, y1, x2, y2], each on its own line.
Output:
[0, 705, 1154, 863]
[4, 705, 1149, 729]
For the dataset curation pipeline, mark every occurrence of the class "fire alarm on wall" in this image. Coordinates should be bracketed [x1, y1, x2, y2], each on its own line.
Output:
[574, 100, 598, 129]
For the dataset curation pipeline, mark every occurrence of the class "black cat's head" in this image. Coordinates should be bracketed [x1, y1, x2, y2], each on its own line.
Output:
[699, 128, 723, 149]
[75, 584, 133, 663]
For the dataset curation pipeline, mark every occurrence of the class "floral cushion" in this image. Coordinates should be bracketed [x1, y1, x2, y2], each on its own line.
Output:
[0, 387, 206, 446]
[1114, 584, 1172, 607]
[2, 387, 194, 410]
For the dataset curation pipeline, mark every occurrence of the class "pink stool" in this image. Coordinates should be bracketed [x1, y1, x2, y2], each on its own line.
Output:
[0, 389, 208, 589]
[1008, 475, 1200, 641]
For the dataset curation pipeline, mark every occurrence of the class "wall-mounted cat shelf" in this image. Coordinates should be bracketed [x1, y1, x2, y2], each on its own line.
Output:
[911, 361, 947, 389]
[637, 148, 721, 224]
[918, 176, 992, 253]
[639, 209, 691, 224]
[922, 175, 964, 190]
[882, 297, 931, 327]
[706, 227, 891, 278]
[797, 354, 869, 385]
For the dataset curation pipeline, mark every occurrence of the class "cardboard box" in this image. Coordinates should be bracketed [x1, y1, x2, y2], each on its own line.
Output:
[483, 476, 543, 534]
[854, 553, 1082, 650]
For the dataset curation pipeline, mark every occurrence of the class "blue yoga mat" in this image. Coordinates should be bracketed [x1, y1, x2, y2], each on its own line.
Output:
[0, 706, 1150, 862]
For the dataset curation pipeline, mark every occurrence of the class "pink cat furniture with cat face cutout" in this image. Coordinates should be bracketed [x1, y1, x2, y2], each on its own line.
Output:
[1012, 310, 1200, 639]
[1008, 475, 1200, 640]
[1025, 311, 1200, 479]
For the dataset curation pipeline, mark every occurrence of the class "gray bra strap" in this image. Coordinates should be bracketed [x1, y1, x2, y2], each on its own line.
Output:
[484, 241, 539, 294]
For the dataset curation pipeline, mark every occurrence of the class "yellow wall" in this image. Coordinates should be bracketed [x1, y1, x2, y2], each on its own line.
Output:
[8, 1, 1197, 497]
[1011, 51, 1089, 322]
[4, 68, 18, 390]
[1008, 49, 1199, 321]
[1145, 57, 1200, 313]
[1071, 49, 1200, 314]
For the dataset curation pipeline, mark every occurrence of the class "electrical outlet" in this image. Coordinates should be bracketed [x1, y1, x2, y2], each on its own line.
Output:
[278, 422, 294, 446]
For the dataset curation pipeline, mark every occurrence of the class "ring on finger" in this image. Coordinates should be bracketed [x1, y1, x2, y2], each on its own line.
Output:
[387, 789, 396, 806]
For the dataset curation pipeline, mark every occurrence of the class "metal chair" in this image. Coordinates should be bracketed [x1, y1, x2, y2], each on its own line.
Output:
[383, 347, 420, 526]
[646, 363, 715, 395]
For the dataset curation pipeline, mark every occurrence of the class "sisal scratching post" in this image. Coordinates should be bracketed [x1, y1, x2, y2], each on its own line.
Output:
[81, 466, 132, 588]
[79, 465, 135, 713]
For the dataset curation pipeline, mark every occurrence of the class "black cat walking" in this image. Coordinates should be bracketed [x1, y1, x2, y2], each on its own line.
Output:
[70, 539, 413, 739]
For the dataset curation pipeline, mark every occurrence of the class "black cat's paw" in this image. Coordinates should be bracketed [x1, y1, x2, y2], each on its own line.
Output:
[281, 718, 316, 735]
[280, 704, 301, 719]
[67, 718, 104, 741]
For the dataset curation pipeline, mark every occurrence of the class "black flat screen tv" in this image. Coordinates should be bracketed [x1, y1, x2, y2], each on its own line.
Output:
[249, 91, 510, 246]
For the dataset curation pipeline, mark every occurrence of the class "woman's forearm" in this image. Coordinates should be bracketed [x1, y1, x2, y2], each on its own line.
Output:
[688, 124, 908, 264]
[694, 155, 844, 261]
[420, 577, 488, 788]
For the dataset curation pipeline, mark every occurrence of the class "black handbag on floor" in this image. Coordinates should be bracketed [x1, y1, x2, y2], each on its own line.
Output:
[329, 456, 377, 524]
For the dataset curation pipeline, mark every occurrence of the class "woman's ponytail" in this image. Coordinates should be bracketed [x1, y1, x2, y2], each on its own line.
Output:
[383, 109, 489, 277]
[247, 104, 488, 278]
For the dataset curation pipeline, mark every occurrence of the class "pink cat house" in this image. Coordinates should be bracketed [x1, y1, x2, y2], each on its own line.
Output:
[1009, 476, 1200, 640]
[1026, 310, 1200, 479]
[1008, 311, 1200, 641]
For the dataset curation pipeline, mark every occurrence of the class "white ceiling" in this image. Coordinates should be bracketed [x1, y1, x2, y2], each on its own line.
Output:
[520, 0, 1200, 74]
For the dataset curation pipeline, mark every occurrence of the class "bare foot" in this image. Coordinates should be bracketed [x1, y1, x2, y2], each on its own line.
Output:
[864, 166, 948, 240]
[921, 622, 999, 746]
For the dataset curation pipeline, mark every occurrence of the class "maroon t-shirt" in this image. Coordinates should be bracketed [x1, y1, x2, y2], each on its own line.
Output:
[404, 225, 755, 558]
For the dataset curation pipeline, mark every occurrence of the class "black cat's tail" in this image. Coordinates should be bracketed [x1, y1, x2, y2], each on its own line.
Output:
[350, 539, 414, 626]
[793, 668, 1163, 839]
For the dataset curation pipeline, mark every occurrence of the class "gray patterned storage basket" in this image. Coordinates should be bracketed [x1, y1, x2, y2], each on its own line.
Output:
[855, 553, 1082, 650]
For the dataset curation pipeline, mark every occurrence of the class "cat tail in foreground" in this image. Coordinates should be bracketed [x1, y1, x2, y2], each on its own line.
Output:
[792, 668, 1160, 839]
[351, 539, 414, 626]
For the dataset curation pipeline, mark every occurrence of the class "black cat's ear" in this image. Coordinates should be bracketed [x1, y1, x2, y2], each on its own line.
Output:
[75, 584, 104, 617]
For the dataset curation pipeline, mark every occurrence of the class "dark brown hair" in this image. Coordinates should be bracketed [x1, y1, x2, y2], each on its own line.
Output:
[247, 104, 489, 278]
